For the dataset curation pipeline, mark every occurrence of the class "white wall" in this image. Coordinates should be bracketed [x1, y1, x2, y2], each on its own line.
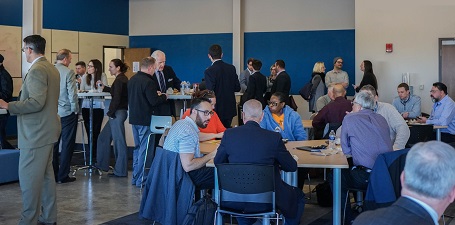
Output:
[244, 0, 354, 32]
[129, 0, 233, 35]
[355, 0, 455, 114]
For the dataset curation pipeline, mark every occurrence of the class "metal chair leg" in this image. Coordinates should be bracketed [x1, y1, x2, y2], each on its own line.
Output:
[140, 133, 152, 189]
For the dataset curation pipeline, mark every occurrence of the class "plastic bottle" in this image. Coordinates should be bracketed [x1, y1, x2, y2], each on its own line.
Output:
[328, 130, 336, 150]
[180, 82, 185, 95]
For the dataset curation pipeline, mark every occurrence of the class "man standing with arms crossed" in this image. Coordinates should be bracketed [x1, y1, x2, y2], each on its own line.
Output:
[0, 35, 61, 225]
[53, 49, 79, 184]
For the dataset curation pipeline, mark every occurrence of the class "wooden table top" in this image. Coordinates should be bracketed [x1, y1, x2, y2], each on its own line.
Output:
[202, 139, 348, 169]
[302, 120, 313, 128]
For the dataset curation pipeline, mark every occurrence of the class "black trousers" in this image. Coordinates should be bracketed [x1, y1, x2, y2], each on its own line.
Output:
[328, 168, 370, 224]
[0, 114, 14, 149]
[82, 108, 104, 159]
[220, 118, 233, 129]
[188, 166, 214, 190]
[53, 113, 78, 181]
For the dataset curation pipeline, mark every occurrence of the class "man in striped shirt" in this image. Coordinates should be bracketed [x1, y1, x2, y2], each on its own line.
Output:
[163, 97, 218, 189]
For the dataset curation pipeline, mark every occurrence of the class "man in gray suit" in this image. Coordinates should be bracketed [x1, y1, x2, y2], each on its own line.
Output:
[354, 141, 455, 225]
[0, 35, 61, 225]
[52, 49, 79, 184]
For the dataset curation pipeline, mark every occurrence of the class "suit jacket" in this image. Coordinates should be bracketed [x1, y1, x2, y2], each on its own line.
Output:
[243, 71, 267, 108]
[271, 70, 291, 97]
[55, 63, 78, 117]
[214, 121, 302, 218]
[353, 197, 435, 225]
[204, 60, 241, 120]
[152, 65, 181, 116]
[9, 57, 61, 149]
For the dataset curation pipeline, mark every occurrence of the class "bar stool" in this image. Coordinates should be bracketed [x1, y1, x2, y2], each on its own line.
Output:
[72, 116, 87, 175]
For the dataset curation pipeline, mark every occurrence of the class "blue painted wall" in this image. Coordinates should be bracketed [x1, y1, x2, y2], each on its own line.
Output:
[0, 0, 22, 26]
[245, 29, 356, 96]
[43, 0, 129, 35]
[130, 30, 355, 95]
[130, 33, 233, 84]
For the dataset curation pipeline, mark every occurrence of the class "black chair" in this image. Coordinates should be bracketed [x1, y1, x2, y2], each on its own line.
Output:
[323, 122, 342, 139]
[406, 124, 434, 148]
[215, 163, 280, 224]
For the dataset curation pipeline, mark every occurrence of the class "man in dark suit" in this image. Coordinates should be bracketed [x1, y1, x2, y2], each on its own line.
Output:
[204, 44, 241, 128]
[0, 35, 60, 225]
[243, 59, 267, 108]
[150, 50, 181, 116]
[214, 99, 305, 225]
[354, 141, 455, 225]
[271, 59, 291, 105]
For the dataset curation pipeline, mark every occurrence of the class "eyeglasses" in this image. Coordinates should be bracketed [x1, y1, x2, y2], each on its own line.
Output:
[194, 109, 214, 116]
[351, 101, 360, 106]
[87, 65, 94, 68]
[336, 61, 343, 64]
[21, 46, 33, 52]
[268, 101, 282, 107]
[430, 89, 440, 93]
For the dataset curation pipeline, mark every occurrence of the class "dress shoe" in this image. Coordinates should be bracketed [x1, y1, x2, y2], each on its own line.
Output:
[37, 221, 56, 225]
[108, 173, 126, 178]
[57, 176, 76, 184]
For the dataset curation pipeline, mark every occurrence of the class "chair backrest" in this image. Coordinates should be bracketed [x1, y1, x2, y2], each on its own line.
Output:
[150, 116, 173, 134]
[323, 122, 342, 139]
[406, 124, 434, 148]
[216, 164, 275, 211]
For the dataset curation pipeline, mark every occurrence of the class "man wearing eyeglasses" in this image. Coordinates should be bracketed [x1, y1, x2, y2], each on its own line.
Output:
[162, 98, 217, 189]
[325, 57, 349, 88]
[239, 57, 254, 93]
[417, 82, 455, 143]
[0, 35, 60, 225]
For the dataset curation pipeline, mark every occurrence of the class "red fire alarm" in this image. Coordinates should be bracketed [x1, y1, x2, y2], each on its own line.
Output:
[386, 43, 393, 53]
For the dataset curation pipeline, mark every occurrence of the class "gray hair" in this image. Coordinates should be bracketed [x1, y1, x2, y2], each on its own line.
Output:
[243, 99, 263, 120]
[404, 141, 455, 199]
[56, 49, 71, 61]
[151, 50, 165, 59]
[140, 57, 155, 69]
[353, 91, 375, 110]
[360, 84, 378, 96]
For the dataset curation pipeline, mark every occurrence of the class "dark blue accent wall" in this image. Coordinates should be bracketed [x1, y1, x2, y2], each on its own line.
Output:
[130, 33, 233, 84]
[0, 0, 22, 26]
[245, 30, 356, 96]
[43, 0, 129, 35]
[130, 30, 355, 95]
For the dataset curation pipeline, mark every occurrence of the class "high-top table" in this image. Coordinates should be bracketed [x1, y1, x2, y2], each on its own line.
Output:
[77, 92, 111, 174]
[167, 94, 192, 111]
[203, 139, 348, 225]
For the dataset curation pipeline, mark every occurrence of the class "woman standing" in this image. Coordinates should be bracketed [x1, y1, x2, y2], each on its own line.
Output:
[309, 62, 326, 112]
[264, 64, 277, 101]
[96, 59, 129, 177]
[353, 60, 378, 92]
[80, 59, 108, 159]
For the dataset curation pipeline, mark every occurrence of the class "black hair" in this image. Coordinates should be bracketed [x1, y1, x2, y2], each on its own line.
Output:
[110, 59, 129, 73]
[208, 44, 222, 59]
[433, 82, 448, 95]
[23, 35, 46, 55]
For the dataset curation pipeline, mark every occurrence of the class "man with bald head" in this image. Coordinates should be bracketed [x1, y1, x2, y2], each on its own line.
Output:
[215, 99, 305, 225]
[315, 84, 335, 112]
[312, 84, 352, 138]
[151, 50, 182, 116]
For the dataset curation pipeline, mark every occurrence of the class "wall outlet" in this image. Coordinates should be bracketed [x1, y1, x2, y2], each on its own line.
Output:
[419, 84, 424, 90]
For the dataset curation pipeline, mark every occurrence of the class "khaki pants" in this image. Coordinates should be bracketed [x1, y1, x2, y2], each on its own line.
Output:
[19, 144, 57, 225]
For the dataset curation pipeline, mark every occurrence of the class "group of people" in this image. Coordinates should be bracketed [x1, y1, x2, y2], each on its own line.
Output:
[3, 34, 455, 225]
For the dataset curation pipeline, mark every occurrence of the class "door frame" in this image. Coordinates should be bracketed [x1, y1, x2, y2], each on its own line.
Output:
[103, 46, 126, 72]
[438, 38, 455, 81]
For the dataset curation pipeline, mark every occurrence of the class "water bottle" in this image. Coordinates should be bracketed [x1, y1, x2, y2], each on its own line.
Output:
[180, 82, 185, 95]
[328, 130, 336, 150]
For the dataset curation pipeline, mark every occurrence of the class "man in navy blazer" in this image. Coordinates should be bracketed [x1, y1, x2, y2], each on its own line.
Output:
[214, 99, 305, 225]
[204, 44, 240, 128]
[354, 141, 455, 225]
[271, 59, 291, 105]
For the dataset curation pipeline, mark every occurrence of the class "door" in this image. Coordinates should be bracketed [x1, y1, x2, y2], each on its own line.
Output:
[124, 48, 151, 79]
[440, 38, 455, 98]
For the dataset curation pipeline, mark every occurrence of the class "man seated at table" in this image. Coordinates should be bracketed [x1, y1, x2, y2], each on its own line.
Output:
[315, 84, 335, 112]
[312, 84, 351, 138]
[353, 141, 455, 225]
[163, 97, 217, 189]
[331, 91, 393, 224]
[417, 82, 455, 143]
[215, 99, 305, 225]
[360, 85, 410, 150]
[392, 83, 421, 119]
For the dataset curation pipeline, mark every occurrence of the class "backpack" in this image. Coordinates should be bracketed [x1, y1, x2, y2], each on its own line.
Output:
[182, 195, 218, 225]
[299, 81, 313, 101]
[315, 181, 333, 207]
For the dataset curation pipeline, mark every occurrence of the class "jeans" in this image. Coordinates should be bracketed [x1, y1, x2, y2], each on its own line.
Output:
[131, 125, 151, 187]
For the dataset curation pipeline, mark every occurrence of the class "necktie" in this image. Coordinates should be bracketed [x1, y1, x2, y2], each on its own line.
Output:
[158, 71, 166, 92]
